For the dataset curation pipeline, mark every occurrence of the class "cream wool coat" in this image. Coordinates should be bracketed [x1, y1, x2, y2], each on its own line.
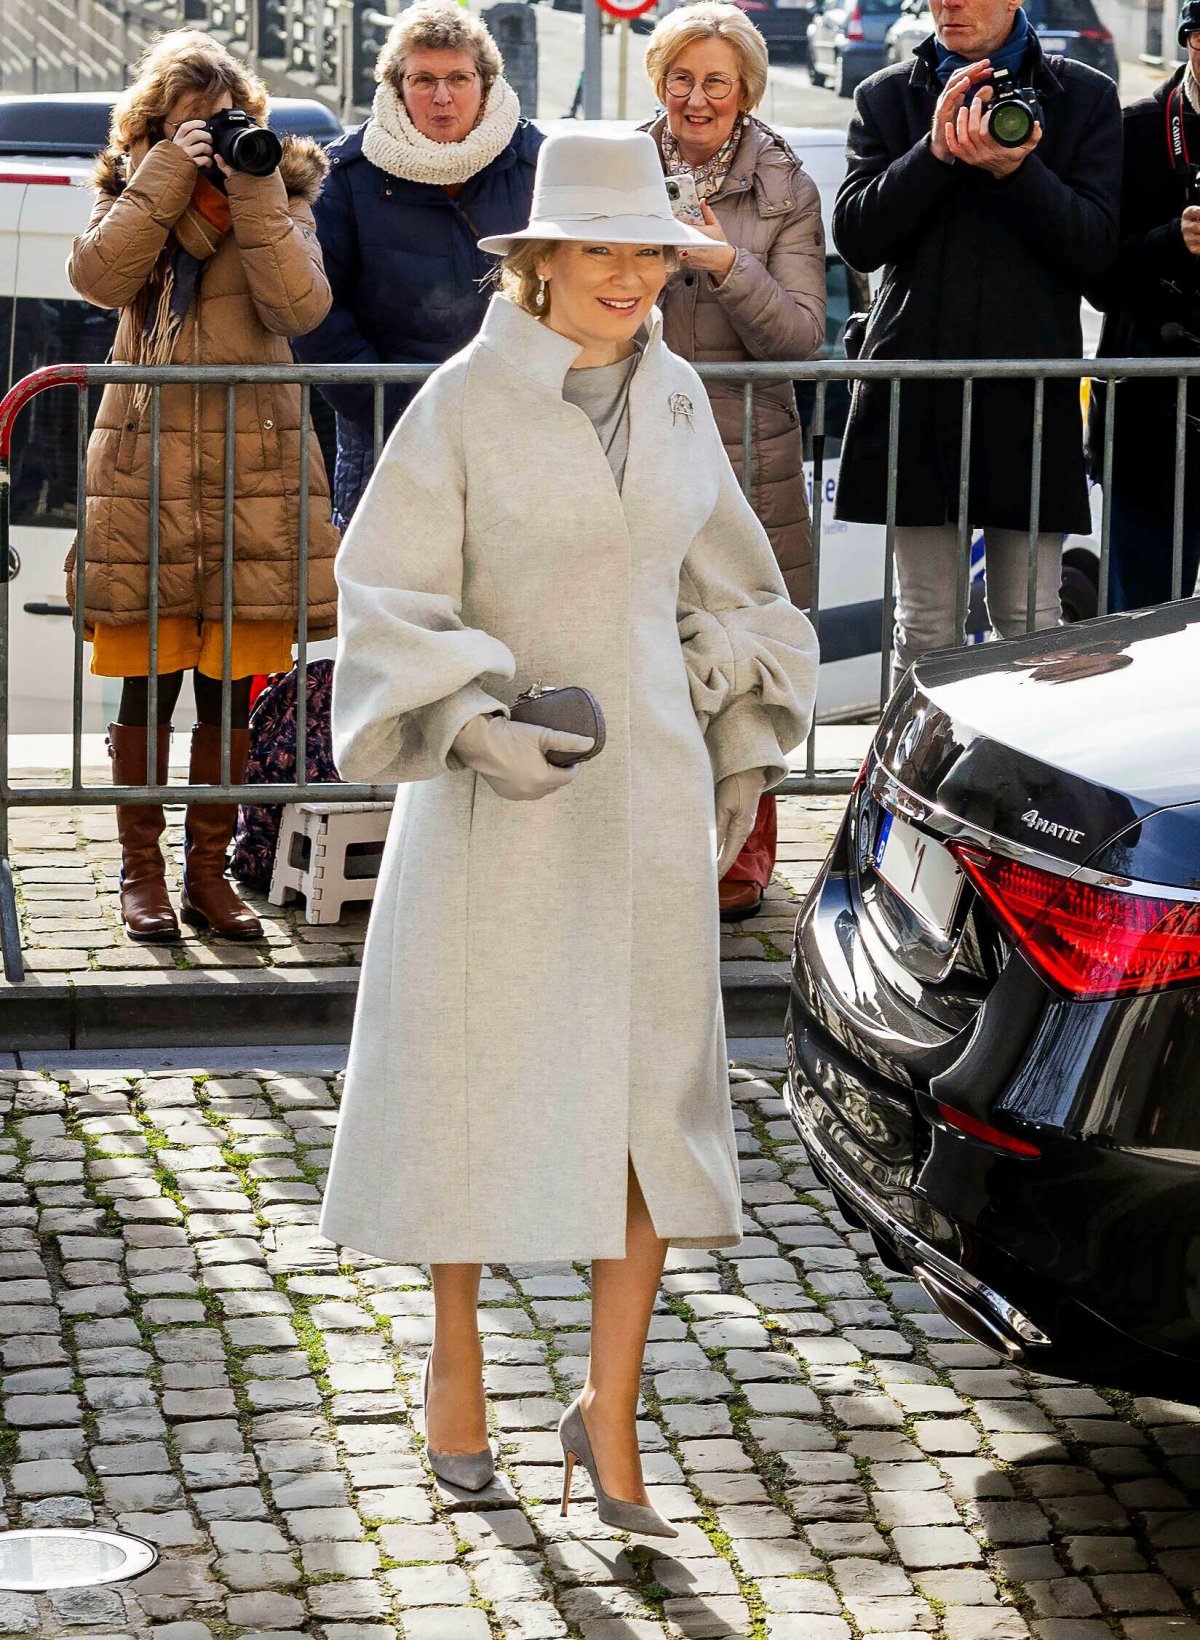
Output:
[318, 295, 818, 1264]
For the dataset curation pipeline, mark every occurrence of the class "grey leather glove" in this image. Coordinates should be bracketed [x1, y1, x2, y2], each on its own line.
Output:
[715, 770, 767, 877]
[452, 713, 595, 802]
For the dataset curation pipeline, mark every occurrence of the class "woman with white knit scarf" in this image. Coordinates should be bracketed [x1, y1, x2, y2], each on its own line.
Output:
[293, 0, 543, 526]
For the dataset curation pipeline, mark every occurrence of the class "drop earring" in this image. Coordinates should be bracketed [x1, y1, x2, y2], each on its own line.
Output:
[535, 277, 547, 310]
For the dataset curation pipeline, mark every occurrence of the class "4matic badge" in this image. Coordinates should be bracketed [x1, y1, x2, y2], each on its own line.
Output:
[1022, 807, 1086, 845]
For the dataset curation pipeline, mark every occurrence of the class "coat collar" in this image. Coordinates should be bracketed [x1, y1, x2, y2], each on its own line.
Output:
[1153, 60, 1188, 109]
[911, 25, 1064, 99]
[478, 293, 664, 392]
[642, 112, 799, 218]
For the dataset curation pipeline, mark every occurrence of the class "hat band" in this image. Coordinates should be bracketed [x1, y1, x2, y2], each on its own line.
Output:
[534, 181, 674, 223]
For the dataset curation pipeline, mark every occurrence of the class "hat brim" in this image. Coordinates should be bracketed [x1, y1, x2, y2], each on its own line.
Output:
[478, 214, 713, 255]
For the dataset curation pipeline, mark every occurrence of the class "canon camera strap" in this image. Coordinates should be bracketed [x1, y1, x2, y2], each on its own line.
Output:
[1166, 81, 1200, 195]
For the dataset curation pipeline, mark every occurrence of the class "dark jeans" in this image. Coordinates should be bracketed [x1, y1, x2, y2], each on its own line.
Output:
[1106, 452, 1200, 614]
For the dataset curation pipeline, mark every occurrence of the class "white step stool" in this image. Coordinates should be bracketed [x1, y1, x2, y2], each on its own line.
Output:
[269, 801, 393, 925]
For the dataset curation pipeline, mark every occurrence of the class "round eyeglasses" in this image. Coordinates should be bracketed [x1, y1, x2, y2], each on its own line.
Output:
[664, 70, 738, 101]
[404, 71, 480, 96]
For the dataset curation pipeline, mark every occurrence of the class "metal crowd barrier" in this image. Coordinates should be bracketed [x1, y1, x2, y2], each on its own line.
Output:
[0, 355, 1197, 985]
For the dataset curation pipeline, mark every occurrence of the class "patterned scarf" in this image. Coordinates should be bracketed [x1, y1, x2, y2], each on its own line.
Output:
[362, 74, 521, 187]
[118, 145, 233, 409]
[661, 114, 747, 201]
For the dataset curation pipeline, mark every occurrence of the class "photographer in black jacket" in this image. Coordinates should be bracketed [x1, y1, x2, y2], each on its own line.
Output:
[833, 0, 1121, 685]
[1087, 2, 1200, 612]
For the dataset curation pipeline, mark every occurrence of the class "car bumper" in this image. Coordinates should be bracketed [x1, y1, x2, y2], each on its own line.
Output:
[785, 810, 1200, 1395]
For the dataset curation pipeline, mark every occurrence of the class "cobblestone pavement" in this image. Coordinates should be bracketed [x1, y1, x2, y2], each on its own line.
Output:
[1, 1058, 1199, 1640]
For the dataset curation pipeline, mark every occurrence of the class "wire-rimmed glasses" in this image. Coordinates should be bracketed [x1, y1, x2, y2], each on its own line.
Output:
[664, 69, 739, 101]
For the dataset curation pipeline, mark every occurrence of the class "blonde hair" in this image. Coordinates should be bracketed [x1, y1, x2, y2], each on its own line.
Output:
[496, 239, 680, 317]
[497, 240, 558, 317]
[375, 0, 504, 99]
[110, 29, 268, 151]
[644, 0, 768, 113]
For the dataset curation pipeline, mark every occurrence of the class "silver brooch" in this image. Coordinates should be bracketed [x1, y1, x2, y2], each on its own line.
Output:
[668, 392, 694, 430]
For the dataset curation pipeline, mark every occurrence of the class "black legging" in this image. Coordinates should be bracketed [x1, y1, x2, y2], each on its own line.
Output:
[118, 670, 253, 730]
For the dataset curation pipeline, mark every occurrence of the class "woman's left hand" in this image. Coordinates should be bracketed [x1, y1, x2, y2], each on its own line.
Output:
[679, 201, 738, 285]
[715, 770, 765, 877]
[213, 154, 234, 179]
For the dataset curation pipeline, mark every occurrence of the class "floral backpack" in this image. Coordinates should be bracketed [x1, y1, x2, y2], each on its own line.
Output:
[230, 660, 341, 891]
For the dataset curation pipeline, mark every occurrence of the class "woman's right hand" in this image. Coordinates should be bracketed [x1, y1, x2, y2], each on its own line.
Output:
[171, 119, 214, 170]
[451, 714, 594, 802]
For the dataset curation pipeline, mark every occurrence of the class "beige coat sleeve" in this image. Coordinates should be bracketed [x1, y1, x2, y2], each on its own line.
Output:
[68, 142, 197, 311]
[712, 167, 826, 363]
[225, 167, 332, 338]
[678, 400, 819, 789]
[332, 362, 517, 786]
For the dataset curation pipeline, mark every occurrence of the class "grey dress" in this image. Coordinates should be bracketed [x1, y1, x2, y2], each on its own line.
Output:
[561, 348, 639, 488]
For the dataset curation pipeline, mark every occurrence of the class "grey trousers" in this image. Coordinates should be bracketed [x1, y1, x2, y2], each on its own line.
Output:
[891, 524, 1063, 691]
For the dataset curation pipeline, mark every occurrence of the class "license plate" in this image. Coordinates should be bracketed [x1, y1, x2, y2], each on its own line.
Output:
[873, 812, 965, 938]
[1039, 34, 1067, 48]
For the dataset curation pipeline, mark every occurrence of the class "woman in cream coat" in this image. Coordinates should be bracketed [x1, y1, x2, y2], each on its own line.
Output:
[320, 130, 818, 1536]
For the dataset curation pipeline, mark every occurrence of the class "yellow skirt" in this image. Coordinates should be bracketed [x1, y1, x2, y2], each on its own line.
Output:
[90, 618, 294, 680]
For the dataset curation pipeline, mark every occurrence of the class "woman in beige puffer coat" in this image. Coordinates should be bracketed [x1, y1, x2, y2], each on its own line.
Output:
[68, 30, 339, 947]
[643, 0, 826, 919]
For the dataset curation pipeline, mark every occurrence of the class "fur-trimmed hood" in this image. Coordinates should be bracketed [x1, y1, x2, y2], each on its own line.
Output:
[91, 133, 329, 203]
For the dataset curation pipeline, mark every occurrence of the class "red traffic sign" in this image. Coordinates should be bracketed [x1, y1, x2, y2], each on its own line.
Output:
[595, 0, 658, 20]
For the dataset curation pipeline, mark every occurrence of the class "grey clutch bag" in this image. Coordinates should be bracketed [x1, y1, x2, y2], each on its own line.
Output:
[510, 680, 606, 767]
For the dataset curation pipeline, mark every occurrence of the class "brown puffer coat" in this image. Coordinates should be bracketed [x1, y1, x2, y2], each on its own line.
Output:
[646, 114, 826, 609]
[67, 136, 339, 636]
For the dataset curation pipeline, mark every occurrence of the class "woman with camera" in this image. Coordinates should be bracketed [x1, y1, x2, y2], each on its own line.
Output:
[641, 1, 825, 921]
[319, 129, 818, 1535]
[68, 30, 339, 945]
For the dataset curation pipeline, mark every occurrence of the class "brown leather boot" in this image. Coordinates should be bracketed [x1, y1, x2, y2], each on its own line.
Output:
[181, 723, 263, 941]
[107, 722, 179, 942]
[718, 880, 764, 922]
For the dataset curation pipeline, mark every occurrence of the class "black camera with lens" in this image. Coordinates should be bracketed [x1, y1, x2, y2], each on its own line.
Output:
[202, 109, 283, 177]
[986, 69, 1043, 148]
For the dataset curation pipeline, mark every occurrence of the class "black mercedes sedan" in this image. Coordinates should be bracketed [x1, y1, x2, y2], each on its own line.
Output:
[785, 600, 1200, 1399]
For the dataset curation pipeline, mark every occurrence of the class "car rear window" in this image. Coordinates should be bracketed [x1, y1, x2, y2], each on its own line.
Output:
[0, 96, 342, 157]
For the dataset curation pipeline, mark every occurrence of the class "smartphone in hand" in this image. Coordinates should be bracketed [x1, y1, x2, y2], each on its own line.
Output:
[665, 173, 705, 227]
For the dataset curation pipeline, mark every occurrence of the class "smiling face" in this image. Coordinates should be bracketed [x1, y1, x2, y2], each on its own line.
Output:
[929, 0, 1021, 60]
[663, 36, 743, 166]
[536, 241, 670, 365]
[399, 46, 484, 144]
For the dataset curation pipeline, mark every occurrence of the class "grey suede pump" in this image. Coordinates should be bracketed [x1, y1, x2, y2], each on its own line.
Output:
[558, 1395, 679, 1538]
[420, 1350, 495, 1492]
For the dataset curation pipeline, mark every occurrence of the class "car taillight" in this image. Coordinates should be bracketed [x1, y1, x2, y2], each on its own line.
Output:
[936, 1102, 1041, 1157]
[845, 5, 865, 39]
[0, 172, 73, 186]
[1077, 27, 1111, 38]
[950, 843, 1200, 1001]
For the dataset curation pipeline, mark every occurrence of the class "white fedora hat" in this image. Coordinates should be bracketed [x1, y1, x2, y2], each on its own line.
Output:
[477, 129, 712, 255]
